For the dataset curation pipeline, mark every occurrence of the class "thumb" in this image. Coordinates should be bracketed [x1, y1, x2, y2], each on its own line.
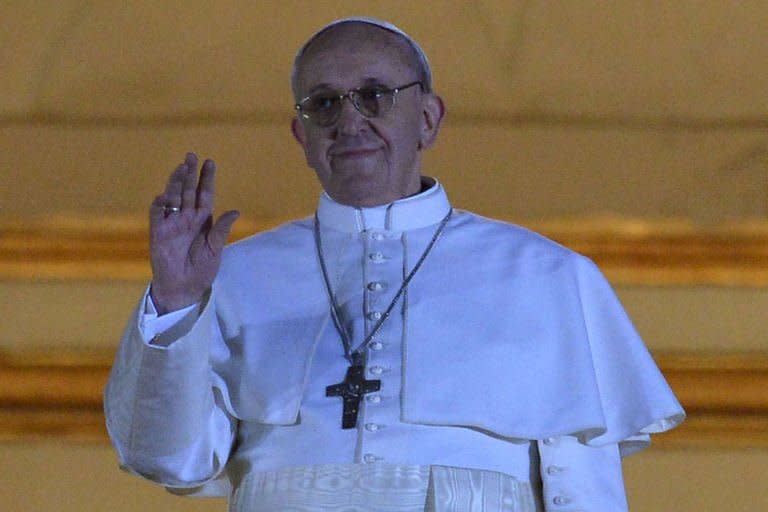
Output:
[208, 210, 240, 251]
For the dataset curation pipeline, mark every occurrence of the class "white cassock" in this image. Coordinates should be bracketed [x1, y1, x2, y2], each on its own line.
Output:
[104, 179, 685, 511]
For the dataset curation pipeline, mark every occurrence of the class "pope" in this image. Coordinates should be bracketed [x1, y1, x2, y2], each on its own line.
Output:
[105, 17, 684, 512]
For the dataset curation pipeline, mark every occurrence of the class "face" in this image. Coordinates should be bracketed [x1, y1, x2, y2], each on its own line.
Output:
[292, 24, 444, 207]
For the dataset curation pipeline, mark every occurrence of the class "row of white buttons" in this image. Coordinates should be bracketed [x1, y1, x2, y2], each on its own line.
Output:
[542, 437, 571, 507]
[361, 241, 390, 464]
[361, 388, 382, 462]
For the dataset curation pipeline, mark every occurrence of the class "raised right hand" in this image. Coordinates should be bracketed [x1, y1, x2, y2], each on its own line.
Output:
[148, 153, 239, 314]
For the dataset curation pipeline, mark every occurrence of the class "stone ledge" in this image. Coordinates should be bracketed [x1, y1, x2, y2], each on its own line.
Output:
[2, 216, 767, 286]
[1, 349, 767, 447]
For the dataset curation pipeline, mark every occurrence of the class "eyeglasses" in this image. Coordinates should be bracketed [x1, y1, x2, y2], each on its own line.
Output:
[295, 81, 424, 127]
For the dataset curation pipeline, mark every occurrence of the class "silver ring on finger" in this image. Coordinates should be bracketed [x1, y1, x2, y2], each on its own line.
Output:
[163, 204, 181, 218]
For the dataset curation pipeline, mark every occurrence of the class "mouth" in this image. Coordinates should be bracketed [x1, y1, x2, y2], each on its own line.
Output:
[329, 147, 381, 159]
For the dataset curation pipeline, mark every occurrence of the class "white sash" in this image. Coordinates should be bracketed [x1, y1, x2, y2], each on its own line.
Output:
[229, 464, 536, 511]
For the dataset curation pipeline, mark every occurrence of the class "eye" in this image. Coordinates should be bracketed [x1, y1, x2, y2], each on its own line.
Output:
[305, 94, 338, 113]
[357, 87, 388, 102]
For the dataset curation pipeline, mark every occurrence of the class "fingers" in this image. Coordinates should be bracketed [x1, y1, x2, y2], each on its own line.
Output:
[149, 194, 168, 226]
[197, 159, 216, 212]
[180, 153, 199, 211]
[165, 161, 188, 207]
[149, 161, 188, 225]
[150, 153, 222, 225]
[207, 210, 240, 252]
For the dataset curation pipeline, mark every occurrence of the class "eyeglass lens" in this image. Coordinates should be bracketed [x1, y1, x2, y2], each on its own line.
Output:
[303, 87, 393, 126]
[299, 82, 421, 126]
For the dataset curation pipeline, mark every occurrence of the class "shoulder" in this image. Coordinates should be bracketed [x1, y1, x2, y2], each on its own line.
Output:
[225, 216, 312, 251]
[446, 209, 587, 265]
[218, 216, 315, 277]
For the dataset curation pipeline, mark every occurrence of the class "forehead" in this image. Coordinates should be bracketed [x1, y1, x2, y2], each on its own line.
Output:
[296, 24, 417, 91]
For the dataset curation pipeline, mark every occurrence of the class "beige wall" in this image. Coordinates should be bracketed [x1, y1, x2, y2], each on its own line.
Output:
[2, 1, 767, 510]
[3, 1, 767, 223]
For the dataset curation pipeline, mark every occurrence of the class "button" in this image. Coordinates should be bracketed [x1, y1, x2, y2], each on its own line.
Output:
[365, 423, 380, 432]
[369, 252, 385, 263]
[369, 366, 385, 375]
[367, 281, 385, 291]
[552, 496, 571, 506]
[363, 453, 382, 463]
[366, 394, 381, 403]
[546, 465, 565, 475]
[367, 311, 383, 321]
[368, 340, 384, 351]
[543, 437, 557, 446]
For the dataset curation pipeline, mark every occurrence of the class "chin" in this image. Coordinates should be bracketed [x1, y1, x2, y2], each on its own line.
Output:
[329, 157, 383, 175]
[330, 180, 391, 207]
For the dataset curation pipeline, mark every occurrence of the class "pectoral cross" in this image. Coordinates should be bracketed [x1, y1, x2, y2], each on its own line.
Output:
[326, 364, 381, 429]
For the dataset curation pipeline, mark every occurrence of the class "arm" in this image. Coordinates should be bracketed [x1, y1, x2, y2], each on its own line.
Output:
[105, 291, 236, 488]
[104, 153, 239, 488]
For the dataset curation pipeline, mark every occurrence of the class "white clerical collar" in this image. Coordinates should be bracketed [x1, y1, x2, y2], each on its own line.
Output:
[316, 177, 452, 233]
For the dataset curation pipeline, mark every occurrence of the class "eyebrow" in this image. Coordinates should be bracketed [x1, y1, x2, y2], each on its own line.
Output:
[306, 83, 334, 96]
[306, 77, 391, 96]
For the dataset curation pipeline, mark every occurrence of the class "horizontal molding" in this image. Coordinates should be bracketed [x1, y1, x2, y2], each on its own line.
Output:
[2, 216, 768, 286]
[2, 112, 768, 130]
[1, 349, 767, 447]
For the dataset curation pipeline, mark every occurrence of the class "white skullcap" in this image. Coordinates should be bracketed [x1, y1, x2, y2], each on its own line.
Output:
[291, 16, 433, 94]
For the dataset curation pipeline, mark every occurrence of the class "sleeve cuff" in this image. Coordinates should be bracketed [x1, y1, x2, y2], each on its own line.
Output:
[139, 287, 201, 344]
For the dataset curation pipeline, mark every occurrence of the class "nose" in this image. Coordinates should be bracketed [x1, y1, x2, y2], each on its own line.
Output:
[335, 96, 368, 136]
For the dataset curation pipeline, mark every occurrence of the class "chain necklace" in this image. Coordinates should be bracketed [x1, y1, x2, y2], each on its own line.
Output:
[313, 209, 452, 366]
[314, 208, 452, 429]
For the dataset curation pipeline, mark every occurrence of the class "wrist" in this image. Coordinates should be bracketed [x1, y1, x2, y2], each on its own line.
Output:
[149, 285, 202, 315]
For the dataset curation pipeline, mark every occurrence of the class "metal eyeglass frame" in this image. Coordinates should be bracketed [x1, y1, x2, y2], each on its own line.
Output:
[295, 81, 424, 126]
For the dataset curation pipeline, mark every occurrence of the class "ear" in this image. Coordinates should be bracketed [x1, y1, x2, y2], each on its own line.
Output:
[291, 116, 307, 147]
[418, 94, 445, 150]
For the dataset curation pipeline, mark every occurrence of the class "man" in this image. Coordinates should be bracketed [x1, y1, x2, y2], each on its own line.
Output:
[105, 17, 684, 511]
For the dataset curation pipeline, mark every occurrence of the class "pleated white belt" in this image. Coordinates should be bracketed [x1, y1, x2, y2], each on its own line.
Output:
[229, 463, 536, 511]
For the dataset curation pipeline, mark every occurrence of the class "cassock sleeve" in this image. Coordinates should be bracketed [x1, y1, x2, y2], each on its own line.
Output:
[104, 286, 236, 494]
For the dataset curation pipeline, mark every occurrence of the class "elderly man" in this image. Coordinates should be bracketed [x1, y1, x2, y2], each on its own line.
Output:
[105, 17, 684, 511]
